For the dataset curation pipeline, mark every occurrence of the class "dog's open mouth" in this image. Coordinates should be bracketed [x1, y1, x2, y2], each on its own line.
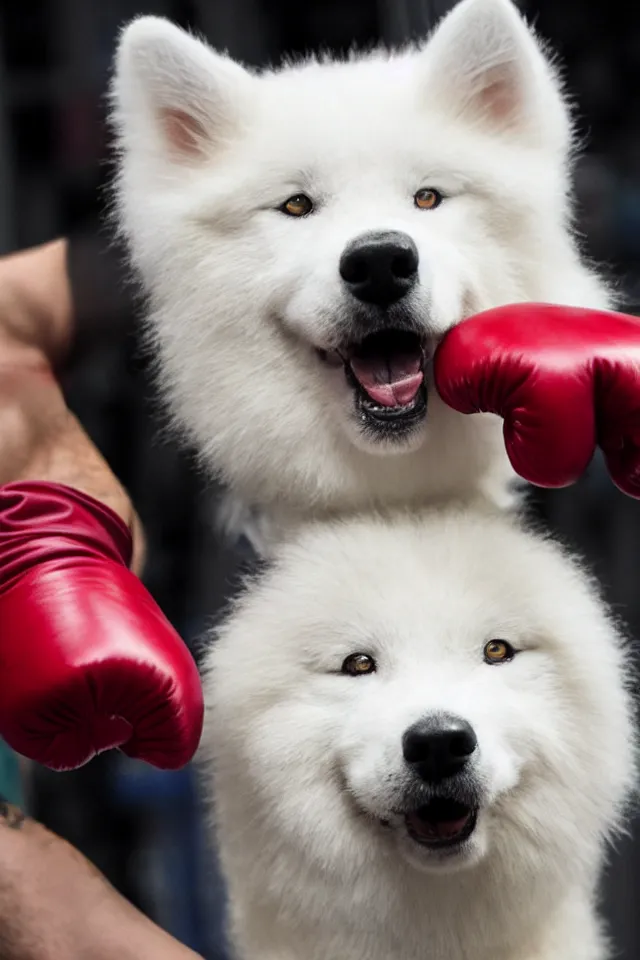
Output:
[319, 328, 428, 433]
[404, 797, 477, 850]
[347, 329, 428, 428]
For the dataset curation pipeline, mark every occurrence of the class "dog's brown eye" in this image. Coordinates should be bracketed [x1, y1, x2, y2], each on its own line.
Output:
[483, 640, 515, 664]
[342, 653, 376, 676]
[281, 194, 313, 217]
[414, 188, 443, 210]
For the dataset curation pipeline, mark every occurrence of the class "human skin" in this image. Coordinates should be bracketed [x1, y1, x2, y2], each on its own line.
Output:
[0, 798, 203, 960]
[0, 238, 145, 571]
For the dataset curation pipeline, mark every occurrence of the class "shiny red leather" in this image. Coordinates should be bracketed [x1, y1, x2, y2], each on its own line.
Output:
[0, 481, 204, 771]
[434, 303, 640, 497]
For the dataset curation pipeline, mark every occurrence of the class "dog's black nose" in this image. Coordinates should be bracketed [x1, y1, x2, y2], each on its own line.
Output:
[339, 231, 419, 306]
[402, 715, 477, 783]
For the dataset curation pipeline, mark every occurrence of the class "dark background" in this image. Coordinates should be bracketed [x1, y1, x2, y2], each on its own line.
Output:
[1, 0, 640, 956]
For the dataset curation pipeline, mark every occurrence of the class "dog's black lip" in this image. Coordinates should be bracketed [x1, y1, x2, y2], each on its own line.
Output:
[316, 347, 343, 367]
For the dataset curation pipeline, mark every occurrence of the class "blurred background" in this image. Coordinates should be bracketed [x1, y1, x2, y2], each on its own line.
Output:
[0, 0, 639, 956]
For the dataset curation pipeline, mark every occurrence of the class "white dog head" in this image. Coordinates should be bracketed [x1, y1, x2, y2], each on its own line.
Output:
[206, 509, 635, 885]
[112, 0, 605, 519]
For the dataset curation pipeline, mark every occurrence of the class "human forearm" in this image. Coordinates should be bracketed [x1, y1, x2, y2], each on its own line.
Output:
[0, 800, 202, 960]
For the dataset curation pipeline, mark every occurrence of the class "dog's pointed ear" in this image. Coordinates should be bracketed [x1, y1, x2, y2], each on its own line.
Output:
[422, 0, 570, 153]
[112, 17, 253, 165]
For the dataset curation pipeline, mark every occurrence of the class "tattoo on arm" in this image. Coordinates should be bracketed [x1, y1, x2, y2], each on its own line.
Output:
[0, 796, 26, 830]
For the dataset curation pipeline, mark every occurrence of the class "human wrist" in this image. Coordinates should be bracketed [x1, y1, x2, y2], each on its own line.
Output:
[80, 895, 203, 960]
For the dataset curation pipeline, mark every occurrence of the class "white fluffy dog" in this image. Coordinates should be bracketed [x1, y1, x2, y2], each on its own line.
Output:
[112, 3, 635, 954]
[202, 507, 636, 960]
[112, 0, 609, 548]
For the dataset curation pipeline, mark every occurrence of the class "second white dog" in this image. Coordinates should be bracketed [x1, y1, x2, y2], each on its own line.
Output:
[202, 506, 636, 960]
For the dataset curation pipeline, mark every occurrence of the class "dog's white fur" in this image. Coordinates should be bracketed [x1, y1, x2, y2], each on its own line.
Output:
[112, 0, 610, 550]
[113, 5, 635, 956]
[202, 506, 636, 960]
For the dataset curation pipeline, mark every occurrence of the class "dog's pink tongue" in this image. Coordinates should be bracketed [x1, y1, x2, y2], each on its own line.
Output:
[350, 354, 423, 407]
[433, 815, 470, 839]
[406, 811, 470, 840]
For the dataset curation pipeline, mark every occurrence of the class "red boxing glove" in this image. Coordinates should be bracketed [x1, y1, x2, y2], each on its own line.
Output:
[0, 482, 203, 771]
[434, 303, 640, 497]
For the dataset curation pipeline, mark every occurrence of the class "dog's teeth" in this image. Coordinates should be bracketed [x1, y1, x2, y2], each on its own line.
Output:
[366, 401, 414, 413]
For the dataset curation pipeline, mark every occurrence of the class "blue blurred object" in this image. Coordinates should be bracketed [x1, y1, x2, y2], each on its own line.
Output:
[0, 740, 24, 807]
[112, 753, 229, 959]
